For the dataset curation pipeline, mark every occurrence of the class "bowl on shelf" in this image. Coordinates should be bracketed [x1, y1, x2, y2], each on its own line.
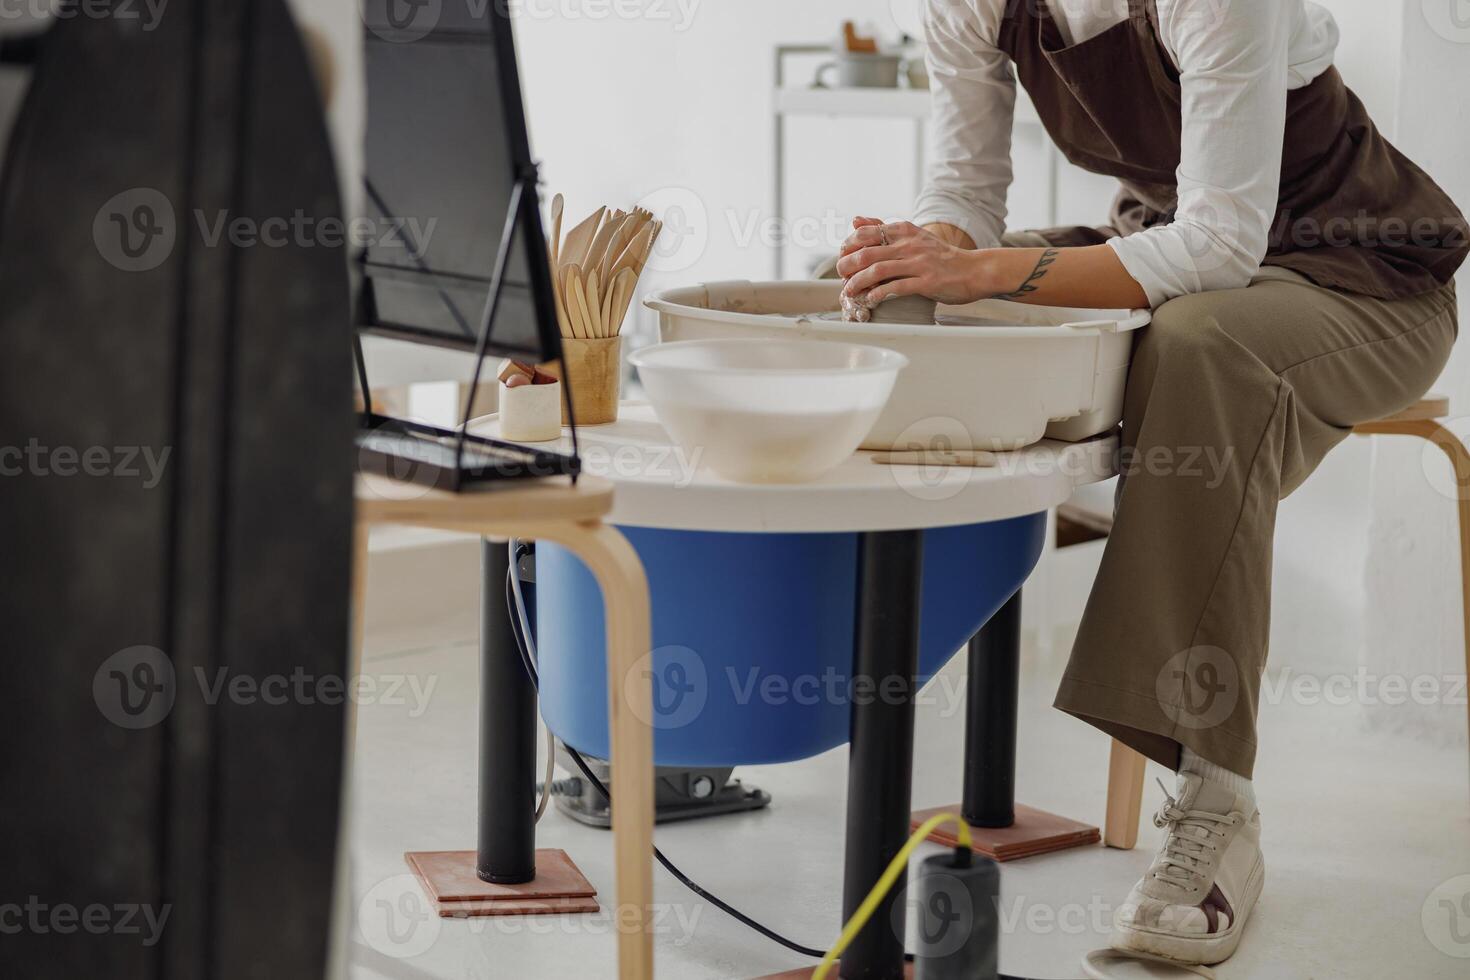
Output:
[627, 338, 907, 484]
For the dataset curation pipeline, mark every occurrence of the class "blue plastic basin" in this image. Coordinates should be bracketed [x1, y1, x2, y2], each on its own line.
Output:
[534, 513, 1046, 766]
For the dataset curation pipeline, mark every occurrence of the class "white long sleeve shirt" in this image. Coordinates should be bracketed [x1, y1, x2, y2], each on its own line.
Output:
[911, 0, 1341, 307]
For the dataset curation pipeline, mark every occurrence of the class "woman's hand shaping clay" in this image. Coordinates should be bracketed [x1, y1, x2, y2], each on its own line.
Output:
[836, 216, 983, 310]
[836, 216, 1149, 312]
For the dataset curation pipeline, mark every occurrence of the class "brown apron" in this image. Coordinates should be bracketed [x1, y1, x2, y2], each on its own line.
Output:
[996, 0, 1469, 299]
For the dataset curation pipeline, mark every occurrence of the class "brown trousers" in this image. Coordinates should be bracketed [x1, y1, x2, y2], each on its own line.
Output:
[1051, 262, 1458, 777]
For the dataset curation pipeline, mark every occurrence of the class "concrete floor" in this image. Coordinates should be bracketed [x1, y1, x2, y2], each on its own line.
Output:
[343, 566, 1470, 980]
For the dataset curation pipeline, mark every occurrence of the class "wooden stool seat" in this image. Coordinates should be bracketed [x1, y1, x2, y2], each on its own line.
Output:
[1103, 393, 1470, 850]
[1354, 393, 1450, 428]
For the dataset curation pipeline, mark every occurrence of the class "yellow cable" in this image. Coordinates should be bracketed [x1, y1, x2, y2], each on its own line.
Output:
[812, 812, 974, 980]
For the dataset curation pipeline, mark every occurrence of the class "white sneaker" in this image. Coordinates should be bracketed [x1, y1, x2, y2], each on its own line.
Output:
[1111, 773, 1265, 965]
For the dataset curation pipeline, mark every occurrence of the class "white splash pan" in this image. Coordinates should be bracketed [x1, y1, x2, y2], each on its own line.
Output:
[645, 279, 1151, 451]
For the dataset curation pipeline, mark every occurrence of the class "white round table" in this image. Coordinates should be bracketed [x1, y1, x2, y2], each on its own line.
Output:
[472, 402, 1119, 978]
[472, 402, 1117, 532]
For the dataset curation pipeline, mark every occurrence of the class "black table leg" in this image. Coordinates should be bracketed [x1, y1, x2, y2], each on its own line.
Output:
[477, 537, 537, 884]
[406, 539, 595, 915]
[841, 530, 925, 980]
[962, 589, 1022, 829]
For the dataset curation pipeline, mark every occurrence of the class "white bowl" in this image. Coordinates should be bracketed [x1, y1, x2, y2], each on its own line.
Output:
[627, 338, 907, 483]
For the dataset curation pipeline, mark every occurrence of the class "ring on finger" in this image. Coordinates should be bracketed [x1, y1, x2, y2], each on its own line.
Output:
[878, 226, 889, 246]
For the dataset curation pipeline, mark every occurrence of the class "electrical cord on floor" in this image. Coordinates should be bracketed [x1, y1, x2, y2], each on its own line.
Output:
[560, 744, 1058, 980]
[559, 741, 830, 959]
[505, 541, 1059, 979]
[505, 543, 555, 823]
[504, 542, 829, 958]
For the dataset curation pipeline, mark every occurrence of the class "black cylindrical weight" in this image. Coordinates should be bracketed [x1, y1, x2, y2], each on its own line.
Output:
[912, 851, 1000, 980]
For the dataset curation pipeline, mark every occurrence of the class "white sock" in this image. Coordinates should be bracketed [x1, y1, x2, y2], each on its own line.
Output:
[1180, 747, 1256, 808]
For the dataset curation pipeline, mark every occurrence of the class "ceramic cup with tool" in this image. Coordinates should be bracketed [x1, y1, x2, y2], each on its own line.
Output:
[498, 360, 562, 442]
[541, 194, 662, 425]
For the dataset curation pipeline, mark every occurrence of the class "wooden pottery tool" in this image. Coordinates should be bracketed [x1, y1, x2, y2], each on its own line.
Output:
[567, 265, 594, 341]
[498, 358, 557, 387]
[498, 359, 535, 386]
[599, 210, 644, 282]
[548, 192, 564, 267]
[609, 267, 638, 333]
[635, 219, 662, 273]
[600, 270, 618, 334]
[843, 21, 879, 53]
[583, 213, 622, 284]
[552, 272, 572, 338]
[871, 449, 997, 468]
[609, 219, 656, 281]
[558, 205, 605, 270]
[585, 266, 604, 338]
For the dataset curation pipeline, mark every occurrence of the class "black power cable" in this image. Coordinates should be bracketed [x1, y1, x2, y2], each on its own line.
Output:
[560, 743, 831, 960]
[503, 555, 828, 958]
[505, 544, 1055, 979]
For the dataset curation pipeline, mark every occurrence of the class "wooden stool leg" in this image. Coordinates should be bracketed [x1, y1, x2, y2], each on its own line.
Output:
[1104, 740, 1147, 850]
[539, 521, 654, 980]
[1423, 421, 1470, 765]
[1355, 418, 1470, 796]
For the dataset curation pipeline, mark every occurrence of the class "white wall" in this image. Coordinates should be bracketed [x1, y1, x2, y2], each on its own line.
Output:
[513, 1, 928, 345]
[1258, 1, 1468, 746]
[1360, 1, 1469, 743]
[1264, 0, 1409, 681]
[1319, 0, 1405, 133]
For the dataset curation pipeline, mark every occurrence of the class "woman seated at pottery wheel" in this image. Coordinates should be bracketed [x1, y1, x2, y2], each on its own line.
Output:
[837, 0, 1466, 969]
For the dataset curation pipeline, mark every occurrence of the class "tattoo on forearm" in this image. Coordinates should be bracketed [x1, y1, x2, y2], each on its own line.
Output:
[991, 248, 1059, 300]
